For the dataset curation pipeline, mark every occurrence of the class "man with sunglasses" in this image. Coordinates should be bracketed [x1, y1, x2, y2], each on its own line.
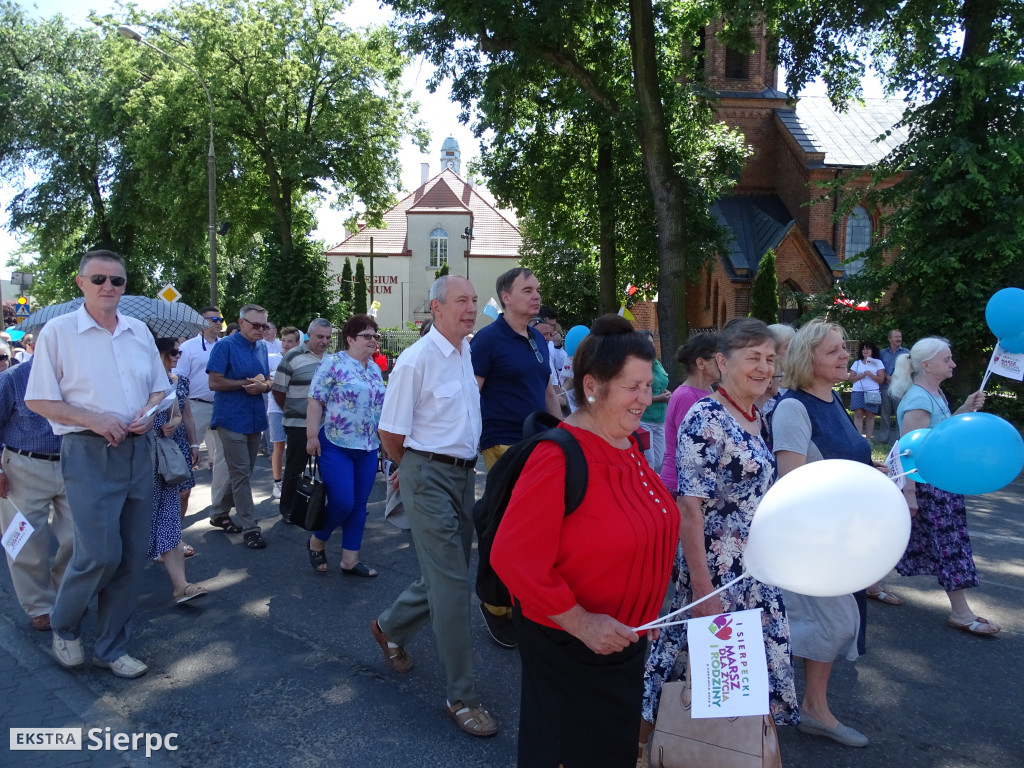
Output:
[173, 307, 224, 470]
[469, 267, 562, 649]
[206, 304, 272, 549]
[26, 250, 168, 678]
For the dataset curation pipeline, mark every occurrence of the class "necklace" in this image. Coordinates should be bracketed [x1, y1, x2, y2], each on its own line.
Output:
[920, 384, 952, 420]
[717, 386, 758, 422]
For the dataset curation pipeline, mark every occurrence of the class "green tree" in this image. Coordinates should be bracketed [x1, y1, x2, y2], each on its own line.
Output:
[518, 214, 600, 328]
[353, 258, 367, 315]
[390, 0, 749, 378]
[340, 257, 353, 305]
[748, 249, 779, 324]
[434, 261, 450, 280]
[767, 0, 1024, 391]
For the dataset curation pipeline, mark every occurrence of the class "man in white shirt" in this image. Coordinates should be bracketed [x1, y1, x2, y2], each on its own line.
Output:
[371, 275, 497, 738]
[173, 306, 223, 468]
[26, 250, 167, 679]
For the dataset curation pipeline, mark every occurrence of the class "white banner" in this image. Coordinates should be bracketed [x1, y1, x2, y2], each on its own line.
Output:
[885, 440, 906, 490]
[687, 608, 770, 718]
[2, 508, 34, 561]
[988, 344, 1024, 382]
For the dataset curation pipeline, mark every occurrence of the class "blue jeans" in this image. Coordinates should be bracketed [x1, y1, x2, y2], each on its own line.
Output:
[313, 431, 377, 551]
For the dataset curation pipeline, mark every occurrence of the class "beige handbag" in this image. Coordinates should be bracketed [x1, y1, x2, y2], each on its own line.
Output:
[650, 679, 782, 768]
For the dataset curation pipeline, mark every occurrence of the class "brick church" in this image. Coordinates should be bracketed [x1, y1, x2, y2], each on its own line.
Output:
[677, 21, 907, 330]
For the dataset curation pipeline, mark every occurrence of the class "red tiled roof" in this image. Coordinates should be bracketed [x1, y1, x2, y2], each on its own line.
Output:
[324, 169, 521, 258]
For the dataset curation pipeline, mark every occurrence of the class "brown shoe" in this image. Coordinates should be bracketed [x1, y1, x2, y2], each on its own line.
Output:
[30, 614, 51, 631]
[370, 619, 413, 673]
[445, 700, 498, 737]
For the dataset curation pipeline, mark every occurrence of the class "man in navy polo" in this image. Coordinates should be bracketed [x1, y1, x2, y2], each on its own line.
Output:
[470, 267, 561, 647]
[207, 303, 272, 549]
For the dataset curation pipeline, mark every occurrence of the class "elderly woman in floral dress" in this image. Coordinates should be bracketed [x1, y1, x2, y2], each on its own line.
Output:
[305, 314, 386, 575]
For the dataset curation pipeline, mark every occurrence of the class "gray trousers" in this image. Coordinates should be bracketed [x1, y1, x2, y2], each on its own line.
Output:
[378, 451, 479, 707]
[189, 398, 218, 467]
[879, 383, 901, 441]
[0, 449, 73, 618]
[210, 428, 261, 533]
[53, 432, 154, 662]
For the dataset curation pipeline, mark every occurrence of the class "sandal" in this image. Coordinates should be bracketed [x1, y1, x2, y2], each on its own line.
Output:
[182, 543, 195, 558]
[243, 531, 267, 549]
[308, 543, 328, 573]
[866, 588, 902, 605]
[444, 700, 498, 738]
[174, 583, 208, 605]
[947, 616, 1000, 636]
[210, 515, 242, 534]
[341, 561, 378, 578]
[371, 619, 413, 674]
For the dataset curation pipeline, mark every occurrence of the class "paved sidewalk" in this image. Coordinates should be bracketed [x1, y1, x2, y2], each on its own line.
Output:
[2, 451, 1022, 767]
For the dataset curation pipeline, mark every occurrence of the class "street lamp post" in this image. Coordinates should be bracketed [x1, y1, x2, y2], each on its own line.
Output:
[117, 25, 218, 307]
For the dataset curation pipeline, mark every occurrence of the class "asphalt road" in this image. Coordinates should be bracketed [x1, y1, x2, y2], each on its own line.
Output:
[2, 455, 1021, 767]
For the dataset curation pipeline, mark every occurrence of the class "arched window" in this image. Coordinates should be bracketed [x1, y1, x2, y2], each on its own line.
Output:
[429, 227, 448, 268]
[844, 206, 872, 275]
[780, 280, 804, 324]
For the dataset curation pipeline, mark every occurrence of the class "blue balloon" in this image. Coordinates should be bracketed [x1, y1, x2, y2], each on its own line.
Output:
[898, 428, 931, 485]
[916, 413, 1024, 495]
[986, 288, 1024, 340]
[563, 325, 590, 356]
[1000, 331, 1024, 354]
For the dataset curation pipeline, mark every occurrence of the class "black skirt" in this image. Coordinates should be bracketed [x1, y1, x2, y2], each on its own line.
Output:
[513, 607, 646, 768]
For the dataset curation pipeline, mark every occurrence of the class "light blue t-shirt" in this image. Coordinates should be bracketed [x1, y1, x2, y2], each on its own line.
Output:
[896, 384, 952, 430]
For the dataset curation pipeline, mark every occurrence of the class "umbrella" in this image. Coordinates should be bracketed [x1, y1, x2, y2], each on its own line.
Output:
[20, 295, 209, 339]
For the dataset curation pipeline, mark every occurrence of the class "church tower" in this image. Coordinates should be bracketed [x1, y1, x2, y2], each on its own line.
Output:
[440, 136, 461, 175]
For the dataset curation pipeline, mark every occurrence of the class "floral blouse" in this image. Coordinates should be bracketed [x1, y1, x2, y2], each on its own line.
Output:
[308, 351, 385, 451]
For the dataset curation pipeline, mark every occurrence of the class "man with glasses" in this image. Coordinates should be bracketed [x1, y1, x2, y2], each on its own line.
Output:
[206, 304, 272, 549]
[173, 307, 224, 470]
[469, 267, 561, 648]
[273, 318, 333, 525]
[26, 250, 167, 678]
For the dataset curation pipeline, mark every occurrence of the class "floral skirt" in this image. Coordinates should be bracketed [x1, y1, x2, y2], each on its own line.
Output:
[641, 546, 800, 727]
[896, 483, 979, 593]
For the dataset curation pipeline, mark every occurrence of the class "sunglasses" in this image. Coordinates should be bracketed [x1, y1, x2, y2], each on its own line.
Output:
[168, 349, 182, 357]
[86, 274, 127, 287]
[240, 317, 270, 332]
[356, 332, 381, 342]
[204, 316, 224, 323]
[528, 337, 543, 364]
[0, 355, 8, 361]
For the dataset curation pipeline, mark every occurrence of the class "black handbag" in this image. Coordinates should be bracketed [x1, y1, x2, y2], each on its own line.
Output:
[292, 458, 327, 531]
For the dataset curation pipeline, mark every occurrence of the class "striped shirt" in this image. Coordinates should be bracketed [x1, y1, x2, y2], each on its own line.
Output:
[272, 344, 326, 427]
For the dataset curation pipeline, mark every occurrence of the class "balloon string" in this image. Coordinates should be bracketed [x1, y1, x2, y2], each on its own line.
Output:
[890, 468, 920, 482]
[634, 572, 751, 632]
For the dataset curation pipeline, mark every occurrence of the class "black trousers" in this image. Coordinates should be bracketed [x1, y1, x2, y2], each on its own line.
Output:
[513, 607, 646, 768]
[279, 425, 309, 520]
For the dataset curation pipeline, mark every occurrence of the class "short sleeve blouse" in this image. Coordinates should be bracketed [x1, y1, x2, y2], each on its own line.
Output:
[308, 352, 385, 451]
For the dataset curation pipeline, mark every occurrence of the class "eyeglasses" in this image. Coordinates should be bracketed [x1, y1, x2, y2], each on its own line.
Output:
[356, 332, 381, 342]
[240, 317, 270, 332]
[204, 316, 224, 323]
[0, 355, 8, 361]
[168, 349, 182, 357]
[86, 274, 126, 287]
[528, 337, 543, 363]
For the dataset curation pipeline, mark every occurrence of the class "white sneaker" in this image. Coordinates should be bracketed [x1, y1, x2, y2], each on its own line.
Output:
[93, 654, 148, 678]
[52, 634, 84, 668]
[272, 481, 282, 500]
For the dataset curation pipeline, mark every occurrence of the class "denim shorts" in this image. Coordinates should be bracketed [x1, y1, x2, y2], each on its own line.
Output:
[267, 411, 285, 443]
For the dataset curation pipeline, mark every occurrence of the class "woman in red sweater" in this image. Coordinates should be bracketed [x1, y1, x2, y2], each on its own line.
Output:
[492, 315, 679, 768]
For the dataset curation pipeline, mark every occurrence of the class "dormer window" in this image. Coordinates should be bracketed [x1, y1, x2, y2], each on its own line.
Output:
[430, 227, 448, 268]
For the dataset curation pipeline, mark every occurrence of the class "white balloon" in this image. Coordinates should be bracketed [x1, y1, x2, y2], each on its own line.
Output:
[744, 459, 911, 597]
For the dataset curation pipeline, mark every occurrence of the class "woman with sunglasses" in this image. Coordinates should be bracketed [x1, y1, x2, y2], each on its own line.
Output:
[0, 343, 11, 373]
[150, 337, 206, 604]
[305, 314, 386, 576]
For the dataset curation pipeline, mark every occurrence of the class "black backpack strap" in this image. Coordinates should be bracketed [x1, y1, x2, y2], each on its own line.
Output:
[536, 428, 587, 516]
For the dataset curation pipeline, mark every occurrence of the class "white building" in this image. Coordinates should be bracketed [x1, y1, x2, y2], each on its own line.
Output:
[324, 138, 522, 329]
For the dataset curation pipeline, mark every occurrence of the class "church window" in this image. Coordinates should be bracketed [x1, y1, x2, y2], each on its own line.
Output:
[725, 47, 748, 80]
[844, 206, 872, 275]
[429, 228, 448, 268]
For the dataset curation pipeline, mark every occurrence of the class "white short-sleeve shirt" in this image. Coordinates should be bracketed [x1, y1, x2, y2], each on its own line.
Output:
[26, 305, 169, 435]
[173, 333, 218, 400]
[378, 326, 481, 460]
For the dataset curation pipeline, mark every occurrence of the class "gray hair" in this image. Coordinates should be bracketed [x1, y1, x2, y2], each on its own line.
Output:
[0, 343, 10, 358]
[307, 317, 332, 335]
[238, 304, 266, 318]
[429, 275, 454, 304]
[766, 323, 796, 351]
[78, 249, 125, 273]
[890, 336, 950, 400]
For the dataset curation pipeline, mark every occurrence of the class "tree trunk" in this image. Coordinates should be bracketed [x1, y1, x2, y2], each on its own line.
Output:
[629, 0, 689, 378]
[596, 124, 618, 314]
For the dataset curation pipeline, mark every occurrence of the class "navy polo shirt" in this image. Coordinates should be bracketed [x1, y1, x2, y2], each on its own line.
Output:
[470, 314, 551, 450]
[207, 332, 270, 434]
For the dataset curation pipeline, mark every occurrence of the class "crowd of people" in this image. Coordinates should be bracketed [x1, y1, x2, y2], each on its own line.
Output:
[0, 249, 1005, 767]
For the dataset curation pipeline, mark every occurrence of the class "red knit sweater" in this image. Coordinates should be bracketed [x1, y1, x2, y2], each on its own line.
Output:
[492, 423, 679, 630]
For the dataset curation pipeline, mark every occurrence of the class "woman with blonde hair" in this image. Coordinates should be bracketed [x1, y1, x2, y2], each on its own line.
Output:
[890, 338, 996, 635]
